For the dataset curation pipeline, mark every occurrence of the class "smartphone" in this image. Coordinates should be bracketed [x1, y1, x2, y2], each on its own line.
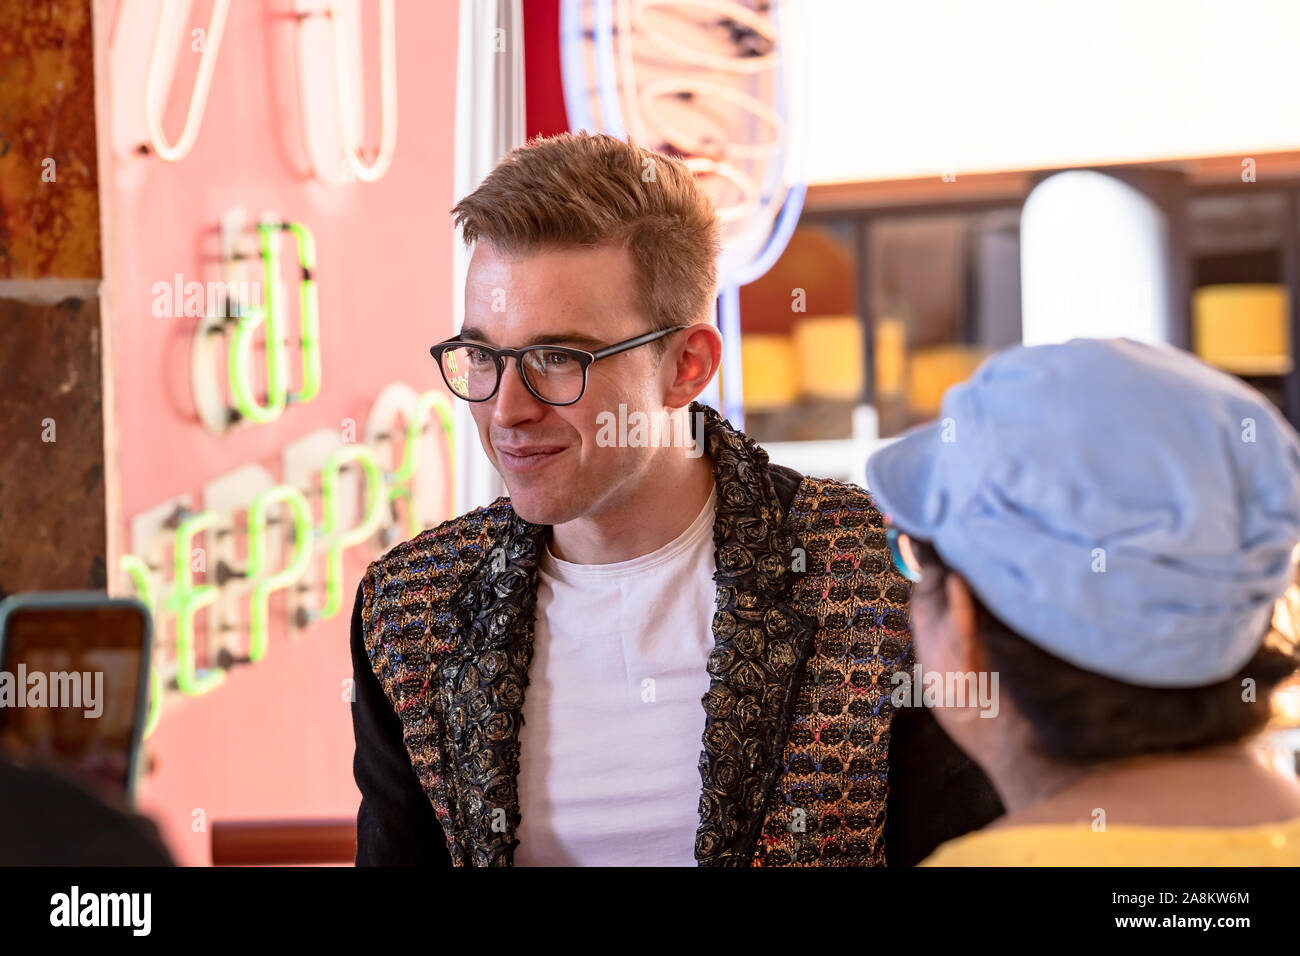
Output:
[0, 592, 153, 806]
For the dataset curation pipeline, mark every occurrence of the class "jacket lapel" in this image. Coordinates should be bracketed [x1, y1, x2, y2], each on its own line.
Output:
[692, 403, 819, 865]
[438, 403, 816, 867]
[437, 507, 547, 866]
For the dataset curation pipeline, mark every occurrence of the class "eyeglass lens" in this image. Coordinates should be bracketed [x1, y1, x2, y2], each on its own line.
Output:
[440, 345, 586, 404]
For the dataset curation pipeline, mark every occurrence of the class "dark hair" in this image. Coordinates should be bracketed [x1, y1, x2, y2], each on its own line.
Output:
[910, 540, 1300, 764]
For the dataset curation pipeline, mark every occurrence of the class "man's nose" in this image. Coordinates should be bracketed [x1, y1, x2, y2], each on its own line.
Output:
[492, 355, 547, 427]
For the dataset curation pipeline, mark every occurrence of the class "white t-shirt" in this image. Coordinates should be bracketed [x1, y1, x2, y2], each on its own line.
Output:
[513, 486, 718, 866]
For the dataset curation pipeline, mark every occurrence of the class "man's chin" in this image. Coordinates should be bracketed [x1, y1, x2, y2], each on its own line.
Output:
[501, 486, 577, 527]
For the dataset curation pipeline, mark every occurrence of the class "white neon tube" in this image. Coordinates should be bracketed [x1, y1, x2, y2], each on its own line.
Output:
[144, 0, 230, 162]
[330, 0, 398, 183]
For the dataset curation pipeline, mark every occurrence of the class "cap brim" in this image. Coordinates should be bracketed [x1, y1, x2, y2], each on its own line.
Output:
[864, 421, 946, 539]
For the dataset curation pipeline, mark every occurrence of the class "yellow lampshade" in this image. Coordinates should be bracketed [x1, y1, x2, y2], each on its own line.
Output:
[740, 334, 799, 410]
[906, 345, 989, 415]
[793, 316, 863, 400]
[1193, 284, 1291, 376]
[875, 317, 906, 398]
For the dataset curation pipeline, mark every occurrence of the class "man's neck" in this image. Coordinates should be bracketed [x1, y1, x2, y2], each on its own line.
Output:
[985, 740, 1300, 830]
[548, 452, 716, 565]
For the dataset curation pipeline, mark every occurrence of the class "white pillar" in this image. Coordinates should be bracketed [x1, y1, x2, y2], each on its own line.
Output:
[1020, 169, 1182, 347]
[451, 0, 525, 513]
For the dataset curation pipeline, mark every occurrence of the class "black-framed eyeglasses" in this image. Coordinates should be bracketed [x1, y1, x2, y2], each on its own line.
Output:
[429, 325, 689, 406]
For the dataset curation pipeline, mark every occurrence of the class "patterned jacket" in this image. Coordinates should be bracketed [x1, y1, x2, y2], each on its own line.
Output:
[350, 403, 1001, 866]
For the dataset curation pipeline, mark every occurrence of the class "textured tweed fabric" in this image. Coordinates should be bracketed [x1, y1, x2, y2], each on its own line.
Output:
[360, 403, 911, 866]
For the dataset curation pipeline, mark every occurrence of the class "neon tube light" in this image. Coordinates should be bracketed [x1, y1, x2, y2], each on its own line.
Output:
[228, 221, 321, 424]
[245, 486, 315, 662]
[144, 0, 230, 162]
[718, 284, 744, 427]
[317, 445, 386, 619]
[564, 0, 807, 421]
[121, 388, 454, 733]
[385, 391, 456, 540]
[560, 0, 597, 132]
[166, 510, 226, 697]
[282, 222, 322, 404]
[593, 0, 625, 140]
[329, 0, 398, 182]
[632, 0, 777, 74]
[119, 554, 164, 739]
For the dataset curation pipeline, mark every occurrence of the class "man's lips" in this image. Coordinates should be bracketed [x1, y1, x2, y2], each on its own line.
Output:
[494, 443, 569, 473]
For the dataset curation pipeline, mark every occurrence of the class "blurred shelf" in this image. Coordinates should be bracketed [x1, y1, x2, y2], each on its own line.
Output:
[211, 818, 355, 866]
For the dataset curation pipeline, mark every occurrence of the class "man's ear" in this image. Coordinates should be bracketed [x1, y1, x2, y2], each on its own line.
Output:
[943, 573, 989, 674]
[664, 323, 723, 408]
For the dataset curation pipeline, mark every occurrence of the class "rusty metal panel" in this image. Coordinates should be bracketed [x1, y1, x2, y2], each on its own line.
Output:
[0, 0, 101, 279]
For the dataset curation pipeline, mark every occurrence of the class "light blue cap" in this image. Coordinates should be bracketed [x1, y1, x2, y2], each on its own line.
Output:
[865, 337, 1300, 688]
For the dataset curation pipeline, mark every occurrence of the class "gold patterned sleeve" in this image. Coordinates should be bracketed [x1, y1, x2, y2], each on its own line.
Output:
[350, 575, 451, 866]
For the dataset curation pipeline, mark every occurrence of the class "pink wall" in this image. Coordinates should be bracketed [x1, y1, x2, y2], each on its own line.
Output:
[94, 0, 460, 864]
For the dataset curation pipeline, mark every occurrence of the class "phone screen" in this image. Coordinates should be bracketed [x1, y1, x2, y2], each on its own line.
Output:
[0, 603, 147, 800]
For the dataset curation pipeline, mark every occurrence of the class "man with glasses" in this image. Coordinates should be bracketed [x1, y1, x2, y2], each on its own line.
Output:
[350, 131, 1000, 866]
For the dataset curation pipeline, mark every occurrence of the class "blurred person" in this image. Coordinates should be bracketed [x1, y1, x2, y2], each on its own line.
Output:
[0, 754, 174, 865]
[349, 131, 1001, 867]
[865, 337, 1300, 865]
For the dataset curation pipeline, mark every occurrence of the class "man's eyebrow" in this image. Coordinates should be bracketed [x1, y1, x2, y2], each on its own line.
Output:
[458, 326, 606, 350]
[528, 331, 607, 349]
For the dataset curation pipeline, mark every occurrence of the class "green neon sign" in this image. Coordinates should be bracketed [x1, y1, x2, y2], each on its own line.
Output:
[166, 510, 227, 697]
[318, 445, 386, 619]
[121, 388, 453, 735]
[282, 222, 321, 405]
[246, 485, 315, 662]
[228, 220, 321, 425]
[386, 391, 455, 539]
[119, 554, 164, 739]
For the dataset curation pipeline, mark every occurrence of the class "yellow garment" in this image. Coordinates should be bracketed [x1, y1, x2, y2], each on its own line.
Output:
[921, 817, 1300, 866]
